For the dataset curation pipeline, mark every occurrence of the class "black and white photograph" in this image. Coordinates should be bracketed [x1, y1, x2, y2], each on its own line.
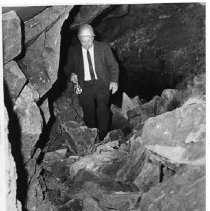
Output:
[0, 0, 207, 210]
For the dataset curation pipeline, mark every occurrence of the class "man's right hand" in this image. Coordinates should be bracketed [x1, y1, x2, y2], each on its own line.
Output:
[70, 73, 78, 83]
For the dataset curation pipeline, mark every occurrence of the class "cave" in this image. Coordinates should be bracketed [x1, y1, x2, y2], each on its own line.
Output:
[2, 3, 206, 211]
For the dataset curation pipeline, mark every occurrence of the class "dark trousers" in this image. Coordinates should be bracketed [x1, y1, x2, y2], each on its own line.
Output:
[78, 80, 110, 140]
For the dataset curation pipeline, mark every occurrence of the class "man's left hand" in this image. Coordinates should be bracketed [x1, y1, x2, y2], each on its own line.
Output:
[109, 82, 118, 94]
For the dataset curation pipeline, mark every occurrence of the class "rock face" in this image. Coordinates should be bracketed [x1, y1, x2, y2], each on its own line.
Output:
[138, 165, 205, 211]
[20, 6, 73, 97]
[24, 6, 73, 45]
[3, 60, 27, 102]
[70, 5, 110, 28]
[14, 84, 43, 163]
[2, 10, 21, 64]
[1, 107, 22, 211]
[141, 96, 205, 165]
[95, 3, 205, 100]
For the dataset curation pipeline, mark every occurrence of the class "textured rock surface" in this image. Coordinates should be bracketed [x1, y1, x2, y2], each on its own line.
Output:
[138, 165, 205, 211]
[69, 141, 127, 180]
[2, 107, 22, 211]
[62, 121, 97, 156]
[96, 3, 205, 100]
[141, 96, 205, 165]
[39, 98, 51, 124]
[116, 136, 145, 182]
[24, 6, 73, 45]
[70, 5, 110, 28]
[20, 6, 73, 97]
[14, 84, 43, 163]
[2, 10, 22, 64]
[3, 60, 27, 102]
[121, 93, 141, 118]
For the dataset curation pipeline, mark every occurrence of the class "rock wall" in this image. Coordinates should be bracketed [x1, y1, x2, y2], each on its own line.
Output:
[0, 107, 22, 211]
[3, 5, 74, 210]
[95, 3, 205, 100]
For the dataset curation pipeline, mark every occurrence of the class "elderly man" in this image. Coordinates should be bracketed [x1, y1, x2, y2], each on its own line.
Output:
[64, 24, 119, 141]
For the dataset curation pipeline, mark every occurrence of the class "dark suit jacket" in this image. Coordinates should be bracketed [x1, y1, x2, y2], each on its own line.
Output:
[63, 40, 119, 90]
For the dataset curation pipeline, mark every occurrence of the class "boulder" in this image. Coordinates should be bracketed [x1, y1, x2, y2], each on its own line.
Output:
[2, 10, 22, 64]
[62, 121, 97, 156]
[156, 89, 182, 115]
[20, 6, 73, 97]
[54, 89, 84, 125]
[74, 181, 141, 211]
[69, 142, 127, 180]
[14, 84, 43, 163]
[2, 106, 22, 211]
[141, 96, 206, 165]
[141, 95, 161, 117]
[176, 72, 206, 100]
[137, 165, 205, 211]
[103, 129, 126, 144]
[116, 135, 145, 182]
[110, 104, 130, 130]
[83, 197, 103, 211]
[24, 6, 73, 45]
[121, 92, 141, 118]
[3, 60, 27, 102]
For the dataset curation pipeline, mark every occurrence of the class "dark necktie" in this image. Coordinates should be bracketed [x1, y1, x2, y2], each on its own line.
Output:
[87, 50, 96, 81]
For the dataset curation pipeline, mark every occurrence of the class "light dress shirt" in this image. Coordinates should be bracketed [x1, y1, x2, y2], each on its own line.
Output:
[82, 45, 98, 81]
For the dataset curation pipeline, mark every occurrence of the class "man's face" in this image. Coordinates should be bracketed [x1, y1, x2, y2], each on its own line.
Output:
[79, 36, 94, 50]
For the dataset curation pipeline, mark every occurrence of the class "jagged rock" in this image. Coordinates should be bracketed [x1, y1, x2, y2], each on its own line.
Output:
[62, 121, 97, 156]
[26, 164, 52, 211]
[73, 181, 141, 211]
[110, 104, 130, 130]
[103, 129, 126, 144]
[176, 72, 206, 100]
[14, 84, 43, 163]
[3, 106, 22, 211]
[141, 96, 206, 165]
[25, 148, 41, 182]
[98, 191, 141, 211]
[156, 89, 182, 115]
[116, 135, 145, 182]
[2, 10, 22, 64]
[70, 5, 110, 28]
[20, 6, 73, 97]
[141, 95, 161, 117]
[121, 93, 141, 118]
[69, 142, 127, 180]
[24, 6, 73, 45]
[3, 60, 27, 102]
[39, 98, 51, 124]
[133, 156, 160, 192]
[83, 197, 103, 211]
[43, 119, 63, 152]
[52, 199, 83, 211]
[54, 88, 84, 124]
[137, 165, 205, 211]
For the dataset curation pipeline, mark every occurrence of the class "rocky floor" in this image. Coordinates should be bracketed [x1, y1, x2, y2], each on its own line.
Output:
[26, 73, 205, 211]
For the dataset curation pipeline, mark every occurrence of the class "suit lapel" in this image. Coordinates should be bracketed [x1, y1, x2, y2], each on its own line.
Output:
[77, 44, 84, 82]
[93, 41, 100, 77]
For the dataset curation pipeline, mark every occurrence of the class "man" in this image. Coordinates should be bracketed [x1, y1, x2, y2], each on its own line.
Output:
[64, 24, 119, 141]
